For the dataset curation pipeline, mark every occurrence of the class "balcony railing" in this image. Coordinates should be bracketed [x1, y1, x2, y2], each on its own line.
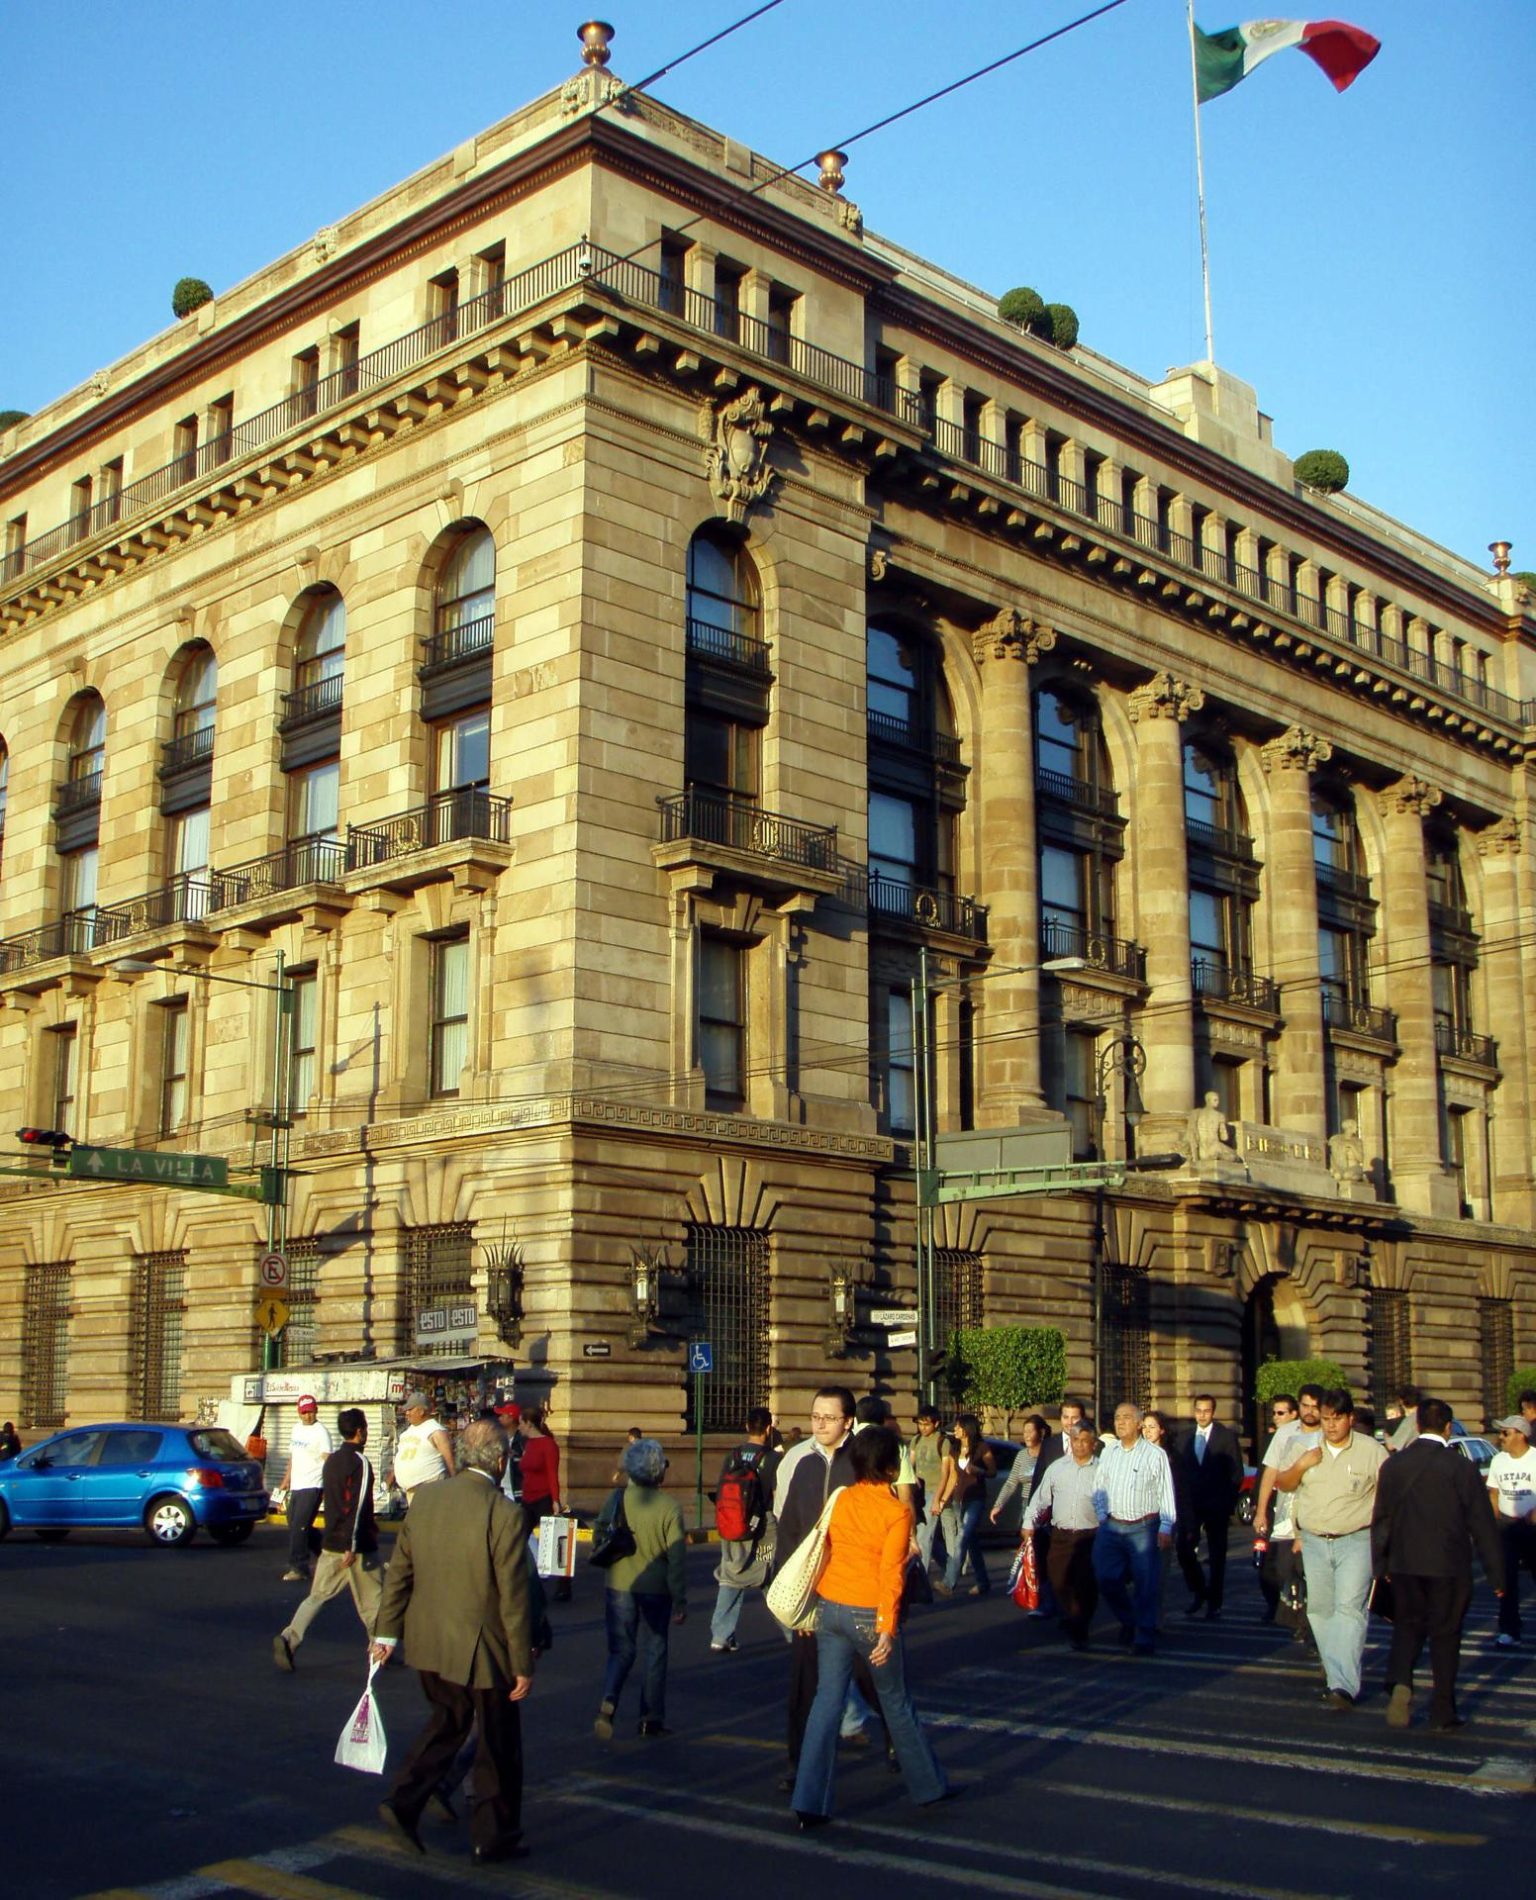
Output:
[159, 725, 216, 776]
[419, 612, 495, 674]
[1186, 818, 1257, 862]
[0, 909, 114, 974]
[685, 617, 771, 675]
[1428, 899, 1477, 938]
[866, 869, 987, 944]
[1314, 862, 1374, 904]
[53, 771, 102, 817]
[1435, 1021, 1497, 1067]
[1321, 986, 1397, 1042]
[867, 709, 963, 764]
[348, 789, 511, 869]
[1192, 955, 1278, 1013]
[1035, 765, 1121, 819]
[208, 835, 347, 912]
[1039, 916, 1146, 981]
[657, 788, 838, 873]
[278, 672, 344, 728]
[94, 873, 216, 939]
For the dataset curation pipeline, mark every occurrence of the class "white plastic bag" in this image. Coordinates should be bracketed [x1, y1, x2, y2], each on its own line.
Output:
[334, 1660, 388, 1774]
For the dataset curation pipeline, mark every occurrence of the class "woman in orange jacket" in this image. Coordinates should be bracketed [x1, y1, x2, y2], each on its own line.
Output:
[789, 1425, 950, 1827]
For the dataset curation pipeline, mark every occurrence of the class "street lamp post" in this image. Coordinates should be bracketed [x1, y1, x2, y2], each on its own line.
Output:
[1091, 1027, 1148, 1424]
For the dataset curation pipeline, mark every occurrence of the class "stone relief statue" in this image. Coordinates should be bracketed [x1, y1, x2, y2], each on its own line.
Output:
[702, 386, 778, 523]
[1328, 1118, 1368, 1184]
[1186, 1091, 1232, 1163]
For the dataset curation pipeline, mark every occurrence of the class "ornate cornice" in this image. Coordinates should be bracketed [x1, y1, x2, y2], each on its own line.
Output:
[1260, 726, 1334, 776]
[1384, 774, 1443, 818]
[1475, 814, 1522, 857]
[1128, 670, 1205, 723]
[971, 607, 1055, 666]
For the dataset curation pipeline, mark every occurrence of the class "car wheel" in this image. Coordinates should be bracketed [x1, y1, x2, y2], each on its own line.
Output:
[209, 1521, 254, 1547]
[145, 1496, 197, 1548]
[34, 1527, 70, 1542]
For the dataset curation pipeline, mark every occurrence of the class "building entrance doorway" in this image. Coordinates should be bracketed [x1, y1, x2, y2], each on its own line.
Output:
[1240, 1272, 1312, 1457]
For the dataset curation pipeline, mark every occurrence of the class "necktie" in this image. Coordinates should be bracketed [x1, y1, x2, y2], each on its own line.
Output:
[1196, 1431, 1207, 1464]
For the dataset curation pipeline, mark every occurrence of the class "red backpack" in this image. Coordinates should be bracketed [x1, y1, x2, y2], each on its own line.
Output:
[715, 1445, 769, 1542]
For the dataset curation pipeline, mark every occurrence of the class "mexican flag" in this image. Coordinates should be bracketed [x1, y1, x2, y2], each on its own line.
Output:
[1194, 19, 1381, 103]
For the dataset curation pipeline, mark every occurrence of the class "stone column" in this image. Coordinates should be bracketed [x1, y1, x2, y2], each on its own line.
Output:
[1379, 776, 1456, 1216]
[1260, 728, 1331, 1138]
[972, 608, 1054, 1121]
[1128, 671, 1203, 1115]
[1476, 816, 1533, 1226]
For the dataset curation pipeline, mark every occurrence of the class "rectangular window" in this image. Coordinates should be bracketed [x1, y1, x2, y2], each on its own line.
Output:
[1479, 1298, 1514, 1430]
[292, 349, 320, 421]
[658, 235, 688, 316]
[1084, 451, 1105, 525]
[683, 1224, 769, 1433]
[336, 322, 361, 397]
[173, 415, 199, 483]
[4, 512, 28, 568]
[685, 711, 757, 800]
[100, 456, 123, 526]
[280, 1240, 321, 1366]
[1444, 1104, 1470, 1215]
[917, 370, 942, 435]
[433, 708, 491, 794]
[160, 1001, 190, 1133]
[1369, 1287, 1412, 1422]
[429, 935, 470, 1099]
[1040, 844, 1086, 933]
[886, 987, 915, 1135]
[170, 806, 211, 881]
[289, 970, 318, 1117]
[714, 261, 745, 342]
[130, 1251, 187, 1421]
[68, 474, 93, 545]
[868, 792, 917, 886]
[430, 268, 460, 340]
[1100, 1263, 1151, 1413]
[207, 393, 234, 463]
[62, 845, 99, 915]
[51, 1025, 78, 1137]
[21, 1262, 71, 1429]
[1063, 1027, 1098, 1160]
[404, 1222, 475, 1356]
[476, 241, 506, 313]
[766, 284, 798, 365]
[288, 759, 340, 843]
[962, 390, 987, 465]
[698, 935, 745, 1109]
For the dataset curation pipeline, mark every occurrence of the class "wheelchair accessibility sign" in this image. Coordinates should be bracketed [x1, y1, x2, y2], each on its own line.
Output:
[689, 1342, 713, 1374]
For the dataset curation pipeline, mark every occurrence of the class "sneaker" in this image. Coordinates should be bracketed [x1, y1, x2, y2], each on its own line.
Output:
[272, 1633, 295, 1672]
[1322, 1688, 1354, 1711]
[281, 1569, 308, 1583]
[710, 1637, 738, 1653]
[593, 1700, 615, 1742]
[1496, 1632, 1517, 1648]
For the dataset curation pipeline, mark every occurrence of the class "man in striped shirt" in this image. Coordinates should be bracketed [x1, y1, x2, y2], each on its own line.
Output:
[1092, 1401, 1178, 1655]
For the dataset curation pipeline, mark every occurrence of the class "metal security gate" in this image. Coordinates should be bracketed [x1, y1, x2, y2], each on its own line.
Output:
[1479, 1297, 1513, 1427]
[21, 1261, 71, 1429]
[934, 1248, 984, 1404]
[279, 1240, 321, 1367]
[1369, 1287, 1412, 1420]
[684, 1225, 768, 1433]
[404, 1223, 475, 1356]
[1100, 1262, 1151, 1414]
[130, 1252, 187, 1420]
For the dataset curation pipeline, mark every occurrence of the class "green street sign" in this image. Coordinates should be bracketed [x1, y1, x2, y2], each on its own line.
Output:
[69, 1145, 229, 1190]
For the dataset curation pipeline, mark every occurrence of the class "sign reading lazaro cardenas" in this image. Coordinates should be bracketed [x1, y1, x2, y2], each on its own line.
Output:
[69, 1144, 229, 1189]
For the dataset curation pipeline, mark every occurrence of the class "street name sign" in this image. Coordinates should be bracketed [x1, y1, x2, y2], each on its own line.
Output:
[70, 1145, 229, 1190]
[887, 1329, 919, 1347]
[870, 1308, 921, 1328]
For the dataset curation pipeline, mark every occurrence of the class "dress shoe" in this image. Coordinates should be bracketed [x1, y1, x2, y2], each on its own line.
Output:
[1183, 1600, 1206, 1619]
[1429, 1713, 1466, 1731]
[472, 1839, 529, 1865]
[795, 1811, 831, 1831]
[377, 1802, 426, 1854]
[425, 1790, 457, 1823]
[1385, 1684, 1412, 1729]
[638, 1719, 672, 1738]
[593, 1700, 615, 1741]
[272, 1633, 295, 1672]
[281, 1568, 308, 1583]
[931, 1580, 953, 1598]
[1321, 1689, 1354, 1711]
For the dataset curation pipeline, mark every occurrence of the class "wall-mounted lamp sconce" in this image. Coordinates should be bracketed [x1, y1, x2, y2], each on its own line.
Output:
[826, 1259, 859, 1358]
[630, 1242, 668, 1346]
[482, 1225, 525, 1349]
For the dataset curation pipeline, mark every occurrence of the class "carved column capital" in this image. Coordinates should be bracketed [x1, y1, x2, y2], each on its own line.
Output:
[1128, 670, 1205, 723]
[1384, 774, 1443, 818]
[1476, 814, 1522, 858]
[972, 607, 1055, 665]
[1260, 726, 1333, 775]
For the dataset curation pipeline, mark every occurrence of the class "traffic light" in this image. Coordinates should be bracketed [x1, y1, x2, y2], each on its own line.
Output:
[16, 1128, 72, 1167]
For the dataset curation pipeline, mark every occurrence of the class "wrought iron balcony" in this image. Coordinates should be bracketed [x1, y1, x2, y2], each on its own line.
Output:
[657, 788, 838, 873]
[53, 771, 102, 817]
[1185, 818, 1257, 862]
[159, 726, 216, 777]
[867, 709, 963, 765]
[1039, 917, 1145, 981]
[209, 836, 347, 912]
[1321, 986, 1397, 1043]
[1435, 1020, 1498, 1067]
[1192, 955, 1278, 1013]
[0, 909, 114, 975]
[685, 617, 771, 675]
[94, 873, 216, 939]
[419, 612, 495, 675]
[348, 789, 511, 870]
[866, 869, 987, 944]
[278, 672, 344, 730]
[1035, 766, 1121, 819]
[1428, 899, 1476, 939]
[1314, 862, 1374, 904]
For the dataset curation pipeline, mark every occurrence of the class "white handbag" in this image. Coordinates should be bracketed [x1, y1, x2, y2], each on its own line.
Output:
[764, 1492, 840, 1631]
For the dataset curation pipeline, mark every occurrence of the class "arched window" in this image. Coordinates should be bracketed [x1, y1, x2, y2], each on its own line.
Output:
[68, 695, 106, 785]
[686, 530, 761, 661]
[432, 525, 496, 664]
[170, 646, 218, 772]
[1313, 788, 1377, 1044]
[1036, 686, 1111, 798]
[58, 694, 106, 924]
[1034, 686, 1122, 968]
[1183, 737, 1260, 1012]
[1183, 739, 1246, 840]
[683, 530, 767, 811]
[294, 592, 346, 712]
[1311, 788, 1362, 881]
[865, 624, 961, 905]
[0, 740, 8, 874]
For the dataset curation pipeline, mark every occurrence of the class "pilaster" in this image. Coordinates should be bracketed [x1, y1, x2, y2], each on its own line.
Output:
[1260, 727, 1332, 1138]
[1477, 815, 1533, 1225]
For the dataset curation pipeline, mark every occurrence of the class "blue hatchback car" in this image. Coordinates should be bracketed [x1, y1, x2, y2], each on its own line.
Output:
[0, 1422, 269, 1547]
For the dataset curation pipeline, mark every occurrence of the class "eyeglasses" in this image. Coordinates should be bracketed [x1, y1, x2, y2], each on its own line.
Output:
[809, 1411, 846, 1425]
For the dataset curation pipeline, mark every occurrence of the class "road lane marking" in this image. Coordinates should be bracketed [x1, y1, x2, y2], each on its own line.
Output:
[327, 1823, 635, 1898]
[196, 1862, 374, 1900]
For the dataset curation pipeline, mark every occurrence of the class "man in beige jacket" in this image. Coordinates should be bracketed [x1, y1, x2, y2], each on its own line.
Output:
[371, 1419, 534, 1865]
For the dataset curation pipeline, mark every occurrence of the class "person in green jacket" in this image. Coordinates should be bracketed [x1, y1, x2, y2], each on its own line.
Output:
[593, 1437, 687, 1739]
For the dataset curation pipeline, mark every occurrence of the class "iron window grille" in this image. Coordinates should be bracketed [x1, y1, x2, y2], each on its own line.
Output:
[1100, 1263, 1152, 1413]
[280, 1241, 322, 1367]
[1479, 1298, 1514, 1428]
[21, 1261, 71, 1429]
[405, 1222, 476, 1357]
[933, 1248, 984, 1401]
[130, 1252, 188, 1421]
[1369, 1287, 1412, 1422]
[683, 1225, 769, 1434]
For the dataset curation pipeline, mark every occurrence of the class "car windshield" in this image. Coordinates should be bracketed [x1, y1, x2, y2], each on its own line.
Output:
[189, 1429, 252, 1463]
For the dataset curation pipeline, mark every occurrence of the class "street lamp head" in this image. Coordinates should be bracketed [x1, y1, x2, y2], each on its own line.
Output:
[111, 957, 160, 975]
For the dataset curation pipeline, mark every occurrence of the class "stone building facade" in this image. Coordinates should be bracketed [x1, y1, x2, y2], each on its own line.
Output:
[1, 29, 1532, 1483]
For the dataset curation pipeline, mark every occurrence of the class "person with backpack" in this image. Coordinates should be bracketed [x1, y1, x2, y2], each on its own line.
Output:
[709, 1407, 781, 1653]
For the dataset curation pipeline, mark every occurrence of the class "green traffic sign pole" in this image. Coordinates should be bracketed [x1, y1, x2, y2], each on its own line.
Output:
[694, 1357, 705, 1532]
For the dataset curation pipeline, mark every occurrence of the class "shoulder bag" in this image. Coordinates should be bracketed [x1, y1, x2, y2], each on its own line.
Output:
[765, 1491, 840, 1631]
[588, 1485, 638, 1570]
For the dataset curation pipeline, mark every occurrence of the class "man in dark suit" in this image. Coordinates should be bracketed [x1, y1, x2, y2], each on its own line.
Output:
[1372, 1396, 1505, 1731]
[1176, 1394, 1244, 1619]
[371, 1418, 535, 1864]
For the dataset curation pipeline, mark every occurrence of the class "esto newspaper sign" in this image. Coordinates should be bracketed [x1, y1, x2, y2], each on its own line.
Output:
[414, 1302, 479, 1348]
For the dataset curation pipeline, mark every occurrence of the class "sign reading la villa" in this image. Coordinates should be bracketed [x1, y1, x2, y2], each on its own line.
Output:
[69, 1145, 230, 1190]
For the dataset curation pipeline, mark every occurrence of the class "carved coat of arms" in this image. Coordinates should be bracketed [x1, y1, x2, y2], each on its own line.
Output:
[701, 387, 777, 523]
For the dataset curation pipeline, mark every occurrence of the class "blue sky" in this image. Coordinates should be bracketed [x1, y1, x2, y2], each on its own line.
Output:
[5, 2, 1531, 569]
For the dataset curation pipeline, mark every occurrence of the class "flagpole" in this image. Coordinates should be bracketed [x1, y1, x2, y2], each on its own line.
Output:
[1187, 0, 1216, 365]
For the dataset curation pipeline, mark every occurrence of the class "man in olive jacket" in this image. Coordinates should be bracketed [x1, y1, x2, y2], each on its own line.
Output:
[371, 1419, 534, 1864]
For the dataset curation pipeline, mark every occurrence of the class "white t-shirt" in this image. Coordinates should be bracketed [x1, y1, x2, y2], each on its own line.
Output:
[1488, 1449, 1536, 1520]
[1262, 1422, 1321, 1535]
[288, 1419, 332, 1492]
[394, 1418, 449, 1491]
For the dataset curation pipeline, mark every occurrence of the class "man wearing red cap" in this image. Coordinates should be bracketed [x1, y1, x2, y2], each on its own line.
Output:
[280, 1395, 332, 1582]
[494, 1403, 527, 1506]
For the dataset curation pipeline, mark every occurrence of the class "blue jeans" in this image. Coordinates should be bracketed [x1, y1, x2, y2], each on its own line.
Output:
[1298, 1528, 1372, 1698]
[710, 1583, 745, 1646]
[1093, 1518, 1162, 1643]
[917, 1497, 945, 1571]
[942, 1497, 990, 1592]
[602, 1589, 672, 1723]
[791, 1600, 947, 1817]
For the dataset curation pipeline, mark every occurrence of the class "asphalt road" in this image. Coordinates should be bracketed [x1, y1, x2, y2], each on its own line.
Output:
[5, 1521, 1532, 1900]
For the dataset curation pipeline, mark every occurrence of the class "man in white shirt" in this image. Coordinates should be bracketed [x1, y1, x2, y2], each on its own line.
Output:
[280, 1395, 332, 1583]
[1254, 1385, 1323, 1638]
[394, 1391, 456, 1503]
[1092, 1401, 1177, 1656]
[1487, 1414, 1536, 1647]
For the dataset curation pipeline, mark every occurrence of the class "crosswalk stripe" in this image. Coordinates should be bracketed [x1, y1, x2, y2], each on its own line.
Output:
[195, 1863, 374, 1900]
[325, 1823, 634, 1898]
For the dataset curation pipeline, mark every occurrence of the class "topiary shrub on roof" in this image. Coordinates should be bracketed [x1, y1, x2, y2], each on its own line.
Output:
[998, 286, 1050, 338]
[1294, 449, 1350, 494]
[1045, 302, 1080, 351]
[172, 277, 214, 320]
[0, 410, 27, 432]
[1509, 571, 1536, 593]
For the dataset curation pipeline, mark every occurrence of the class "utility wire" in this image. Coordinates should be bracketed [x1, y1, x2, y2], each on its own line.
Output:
[613, 0, 792, 103]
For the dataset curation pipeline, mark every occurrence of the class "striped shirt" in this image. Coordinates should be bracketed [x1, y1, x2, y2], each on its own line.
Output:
[1092, 1437, 1178, 1536]
[1023, 1454, 1100, 1533]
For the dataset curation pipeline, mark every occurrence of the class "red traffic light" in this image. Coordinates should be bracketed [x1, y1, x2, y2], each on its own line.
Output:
[16, 1128, 72, 1166]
